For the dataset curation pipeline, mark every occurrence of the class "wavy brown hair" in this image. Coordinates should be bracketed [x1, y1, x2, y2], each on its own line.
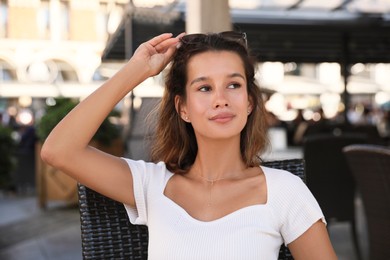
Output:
[149, 33, 269, 173]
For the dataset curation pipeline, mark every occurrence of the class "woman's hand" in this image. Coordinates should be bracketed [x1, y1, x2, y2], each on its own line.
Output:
[132, 33, 184, 77]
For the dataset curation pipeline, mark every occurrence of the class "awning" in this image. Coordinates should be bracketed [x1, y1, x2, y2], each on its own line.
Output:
[102, 1, 390, 64]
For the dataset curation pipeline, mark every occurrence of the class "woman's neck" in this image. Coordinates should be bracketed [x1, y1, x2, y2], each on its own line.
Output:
[191, 137, 246, 180]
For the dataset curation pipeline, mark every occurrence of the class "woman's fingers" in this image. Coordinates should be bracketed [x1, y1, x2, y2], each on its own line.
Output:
[132, 33, 184, 76]
[176, 32, 186, 39]
[150, 32, 186, 52]
[148, 33, 174, 47]
[155, 37, 181, 53]
[161, 33, 184, 56]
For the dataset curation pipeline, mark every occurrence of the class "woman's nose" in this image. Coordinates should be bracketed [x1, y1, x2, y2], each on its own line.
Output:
[213, 89, 229, 108]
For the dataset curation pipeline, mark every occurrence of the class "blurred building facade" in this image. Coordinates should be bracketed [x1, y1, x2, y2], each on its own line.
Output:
[0, 0, 127, 127]
[1, 0, 389, 137]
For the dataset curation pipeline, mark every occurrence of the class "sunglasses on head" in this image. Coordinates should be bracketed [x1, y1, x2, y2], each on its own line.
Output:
[180, 31, 247, 48]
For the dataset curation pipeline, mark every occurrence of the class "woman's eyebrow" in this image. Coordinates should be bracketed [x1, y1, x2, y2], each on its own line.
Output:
[189, 76, 208, 86]
[229, 73, 245, 80]
[189, 73, 245, 86]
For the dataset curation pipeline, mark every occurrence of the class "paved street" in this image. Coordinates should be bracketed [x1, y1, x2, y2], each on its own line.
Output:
[0, 195, 82, 260]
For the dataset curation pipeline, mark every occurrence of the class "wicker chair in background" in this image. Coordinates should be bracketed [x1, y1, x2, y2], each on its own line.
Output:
[303, 133, 366, 260]
[343, 144, 390, 260]
[78, 159, 305, 260]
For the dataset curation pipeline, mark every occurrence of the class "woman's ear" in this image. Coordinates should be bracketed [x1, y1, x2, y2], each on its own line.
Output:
[247, 96, 254, 115]
[174, 95, 181, 114]
[175, 95, 189, 122]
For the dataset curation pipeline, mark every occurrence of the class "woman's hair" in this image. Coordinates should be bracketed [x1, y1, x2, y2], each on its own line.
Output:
[149, 32, 269, 173]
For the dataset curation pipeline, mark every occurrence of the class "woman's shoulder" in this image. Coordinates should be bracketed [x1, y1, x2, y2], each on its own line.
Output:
[121, 158, 173, 179]
[121, 158, 164, 169]
[261, 165, 303, 186]
[261, 165, 309, 203]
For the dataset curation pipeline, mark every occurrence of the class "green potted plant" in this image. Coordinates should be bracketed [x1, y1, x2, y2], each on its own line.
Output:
[37, 98, 121, 147]
[35, 98, 123, 208]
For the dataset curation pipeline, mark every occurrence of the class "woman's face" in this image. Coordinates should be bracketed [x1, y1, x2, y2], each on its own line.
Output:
[179, 50, 252, 141]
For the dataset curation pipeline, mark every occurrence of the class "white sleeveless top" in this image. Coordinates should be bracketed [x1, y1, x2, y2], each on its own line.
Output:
[122, 159, 325, 260]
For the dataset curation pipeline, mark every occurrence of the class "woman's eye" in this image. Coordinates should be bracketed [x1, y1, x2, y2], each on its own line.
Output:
[227, 83, 241, 89]
[199, 86, 211, 92]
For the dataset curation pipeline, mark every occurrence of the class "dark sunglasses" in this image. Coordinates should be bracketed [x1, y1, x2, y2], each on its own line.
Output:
[180, 31, 247, 48]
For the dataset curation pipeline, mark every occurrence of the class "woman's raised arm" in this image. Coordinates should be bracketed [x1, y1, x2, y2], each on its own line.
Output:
[40, 33, 181, 206]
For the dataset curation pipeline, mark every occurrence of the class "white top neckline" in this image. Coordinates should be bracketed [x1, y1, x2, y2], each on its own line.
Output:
[161, 167, 269, 224]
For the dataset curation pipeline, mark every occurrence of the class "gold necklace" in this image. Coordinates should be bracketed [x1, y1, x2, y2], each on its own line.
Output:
[198, 175, 232, 185]
[197, 175, 240, 207]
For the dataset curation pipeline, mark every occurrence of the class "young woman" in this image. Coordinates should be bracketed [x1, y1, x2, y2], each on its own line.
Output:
[41, 32, 337, 259]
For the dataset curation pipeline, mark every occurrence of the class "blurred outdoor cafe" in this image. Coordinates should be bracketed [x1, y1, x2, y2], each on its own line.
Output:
[100, 4, 390, 258]
[99, 0, 390, 157]
[1, 0, 390, 259]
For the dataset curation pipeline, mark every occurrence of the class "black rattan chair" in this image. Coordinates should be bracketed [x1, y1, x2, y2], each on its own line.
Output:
[343, 144, 390, 260]
[303, 133, 366, 260]
[78, 159, 305, 260]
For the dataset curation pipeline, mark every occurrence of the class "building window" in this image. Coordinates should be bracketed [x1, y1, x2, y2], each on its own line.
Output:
[0, 0, 8, 38]
[0, 60, 17, 82]
[284, 62, 299, 76]
[92, 67, 109, 82]
[106, 4, 124, 35]
[60, 0, 70, 40]
[25, 59, 78, 83]
[97, 3, 124, 41]
[97, 2, 109, 41]
[54, 60, 78, 82]
[26, 60, 56, 83]
[38, 0, 50, 39]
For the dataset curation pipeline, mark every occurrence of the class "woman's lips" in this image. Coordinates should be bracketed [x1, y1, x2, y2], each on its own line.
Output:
[209, 112, 235, 123]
